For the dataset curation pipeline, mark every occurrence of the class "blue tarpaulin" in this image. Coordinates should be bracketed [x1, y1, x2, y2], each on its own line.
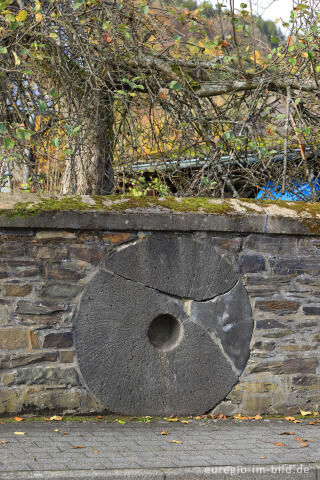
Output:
[256, 180, 320, 201]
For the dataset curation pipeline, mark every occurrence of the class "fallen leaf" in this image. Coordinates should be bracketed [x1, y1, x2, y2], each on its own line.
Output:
[300, 410, 312, 416]
[54, 429, 59, 432]
[193, 416, 202, 420]
[293, 420, 301, 424]
[170, 440, 183, 444]
[273, 442, 285, 447]
[279, 432, 295, 436]
[161, 430, 168, 435]
[285, 417, 296, 421]
[102, 33, 112, 43]
[94, 449, 99, 454]
[13, 417, 24, 422]
[167, 418, 179, 422]
[294, 437, 308, 442]
[115, 419, 126, 424]
[72, 446, 85, 449]
[301, 442, 308, 447]
[63, 432, 69, 435]
[0, 441, 8, 445]
[215, 414, 227, 420]
[96, 416, 103, 419]
[254, 415, 262, 420]
[180, 420, 189, 424]
[313, 412, 319, 416]
[260, 456, 266, 459]
[14, 432, 26, 435]
[309, 420, 320, 425]
[46, 415, 63, 422]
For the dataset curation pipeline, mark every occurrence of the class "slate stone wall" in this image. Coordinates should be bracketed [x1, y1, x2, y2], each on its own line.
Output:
[0, 216, 319, 416]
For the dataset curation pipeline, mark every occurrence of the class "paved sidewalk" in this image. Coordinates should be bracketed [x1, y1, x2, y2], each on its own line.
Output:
[0, 418, 319, 479]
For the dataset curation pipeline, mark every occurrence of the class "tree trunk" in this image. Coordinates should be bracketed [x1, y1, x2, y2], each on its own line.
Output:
[61, 93, 115, 195]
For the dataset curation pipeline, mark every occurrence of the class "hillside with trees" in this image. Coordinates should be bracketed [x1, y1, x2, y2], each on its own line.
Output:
[0, 0, 319, 199]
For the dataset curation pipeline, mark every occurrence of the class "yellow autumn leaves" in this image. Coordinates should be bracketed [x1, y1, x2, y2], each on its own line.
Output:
[15, 4, 43, 24]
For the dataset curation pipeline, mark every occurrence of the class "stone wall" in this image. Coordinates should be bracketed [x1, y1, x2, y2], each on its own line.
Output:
[0, 194, 319, 416]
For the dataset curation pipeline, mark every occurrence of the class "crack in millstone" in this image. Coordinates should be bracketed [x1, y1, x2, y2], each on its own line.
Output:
[102, 266, 239, 303]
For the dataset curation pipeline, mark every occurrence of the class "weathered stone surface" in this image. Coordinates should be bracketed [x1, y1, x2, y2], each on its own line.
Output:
[292, 375, 320, 386]
[1, 366, 79, 387]
[40, 282, 82, 299]
[250, 358, 318, 374]
[43, 332, 73, 348]
[256, 319, 288, 329]
[75, 235, 252, 416]
[102, 232, 136, 245]
[302, 305, 320, 315]
[36, 246, 68, 260]
[5, 283, 32, 297]
[75, 270, 246, 416]
[190, 281, 253, 371]
[44, 262, 89, 281]
[105, 234, 238, 301]
[239, 254, 266, 273]
[16, 314, 62, 327]
[0, 351, 57, 369]
[252, 341, 276, 351]
[269, 258, 320, 275]
[14, 265, 40, 277]
[60, 351, 74, 363]
[255, 300, 300, 315]
[0, 303, 11, 326]
[16, 300, 66, 315]
[0, 242, 24, 256]
[0, 386, 101, 414]
[68, 245, 106, 264]
[36, 230, 76, 240]
[0, 328, 30, 351]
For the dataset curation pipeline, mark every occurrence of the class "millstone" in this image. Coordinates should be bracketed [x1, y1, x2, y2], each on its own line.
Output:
[74, 234, 253, 416]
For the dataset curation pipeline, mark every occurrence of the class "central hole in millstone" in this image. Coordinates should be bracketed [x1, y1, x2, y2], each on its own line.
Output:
[148, 314, 181, 351]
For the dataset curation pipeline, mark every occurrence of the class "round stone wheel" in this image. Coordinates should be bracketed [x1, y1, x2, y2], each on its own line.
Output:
[75, 234, 253, 416]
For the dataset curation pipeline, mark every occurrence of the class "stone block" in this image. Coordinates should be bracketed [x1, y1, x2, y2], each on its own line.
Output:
[0, 303, 11, 326]
[5, 283, 32, 297]
[252, 341, 276, 351]
[40, 282, 82, 299]
[244, 234, 297, 254]
[16, 300, 67, 315]
[256, 319, 287, 329]
[269, 258, 320, 276]
[255, 300, 299, 315]
[36, 230, 76, 240]
[0, 242, 24, 256]
[43, 332, 73, 348]
[292, 376, 320, 387]
[239, 254, 266, 273]
[44, 263, 88, 281]
[251, 358, 318, 375]
[36, 246, 68, 260]
[102, 232, 136, 245]
[60, 351, 74, 363]
[302, 305, 320, 315]
[0, 327, 30, 350]
[1, 366, 79, 387]
[69, 245, 106, 264]
[17, 314, 63, 327]
[0, 351, 58, 369]
[14, 265, 40, 277]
